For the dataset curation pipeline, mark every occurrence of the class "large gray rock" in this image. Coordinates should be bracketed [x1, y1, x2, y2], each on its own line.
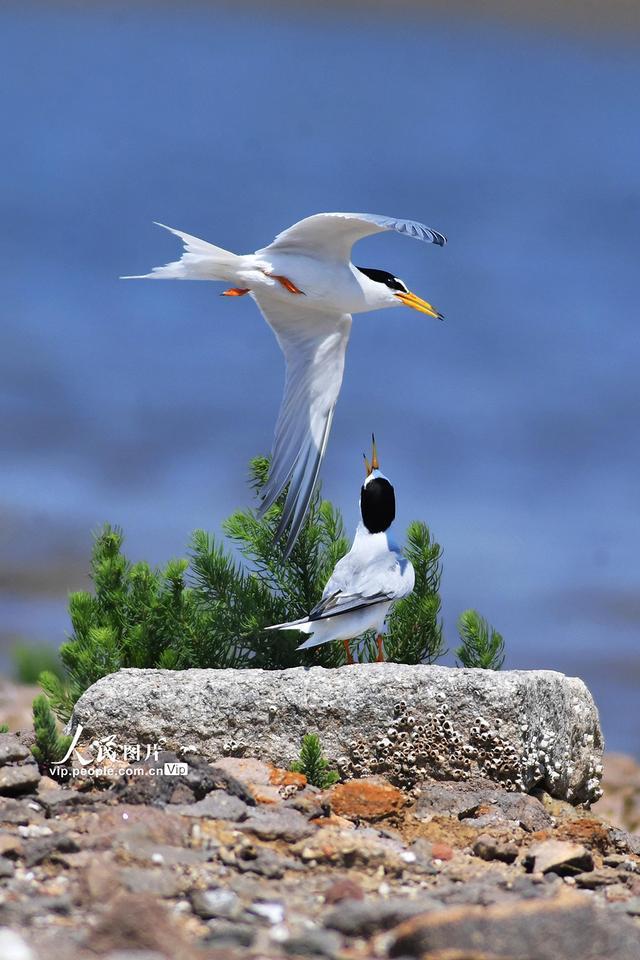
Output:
[70, 664, 603, 804]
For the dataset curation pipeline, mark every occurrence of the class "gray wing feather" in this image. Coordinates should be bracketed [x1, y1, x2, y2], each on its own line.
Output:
[373, 215, 447, 246]
[260, 212, 446, 260]
[308, 590, 392, 621]
[251, 292, 351, 558]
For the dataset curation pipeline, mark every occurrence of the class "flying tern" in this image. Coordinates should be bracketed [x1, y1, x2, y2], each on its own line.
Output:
[266, 436, 415, 663]
[124, 212, 446, 554]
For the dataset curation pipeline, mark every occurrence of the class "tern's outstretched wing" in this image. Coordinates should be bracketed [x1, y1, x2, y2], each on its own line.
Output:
[252, 291, 352, 557]
[258, 212, 447, 261]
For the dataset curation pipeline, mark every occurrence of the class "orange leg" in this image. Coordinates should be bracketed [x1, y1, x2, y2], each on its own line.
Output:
[272, 274, 305, 295]
[375, 634, 385, 663]
[343, 639, 354, 665]
[221, 287, 250, 297]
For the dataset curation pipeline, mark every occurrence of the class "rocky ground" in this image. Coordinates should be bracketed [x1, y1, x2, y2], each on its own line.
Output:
[0, 726, 639, 960]
[1, 675, 640, 960]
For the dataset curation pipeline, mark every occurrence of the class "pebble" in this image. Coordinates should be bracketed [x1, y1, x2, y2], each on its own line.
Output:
[283, 927, 342, 958]
[0, 765, 41, 797]
[473, 833, 519, 864]
[0, 735, 30, 765]
[119, 866, 184, 898]
[171, 790, 249, 821]
[249, 900, 286, 924]
[0, 834, 23, 857]
[323, 878, 365, 904]
[524, 840, 594, 877]
[35, 788, 94, 815]
[103, 952, 167, 960]
[416, 779, 553, 833]
[323, 895, 441, 937]
[236, 845, 295, 879]
[205, 920, 255, 948]
[611, 897, 640, 917]
[574, 869, 623, 889]
[191, 887, 242, 920]
[240, 805, 316, 842]
[0, 798, 41, 825]
[23, 833, 80, 868]
[0, 928, 34, 960]
[431, 842, 454, 861]
[604, 854, 639, 872]
[18, 824, 51, 839]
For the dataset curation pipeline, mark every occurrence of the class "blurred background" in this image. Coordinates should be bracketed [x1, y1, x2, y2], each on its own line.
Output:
[0, 1, 638, 752]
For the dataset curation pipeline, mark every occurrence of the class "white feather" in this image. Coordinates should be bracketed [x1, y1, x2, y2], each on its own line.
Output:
[252, 291, 351, 554]
[258, 211, 446, 261]
[121, 222, 241, 281]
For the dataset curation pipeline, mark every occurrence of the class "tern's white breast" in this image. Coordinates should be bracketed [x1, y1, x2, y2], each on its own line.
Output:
[244, 252, 373, 314]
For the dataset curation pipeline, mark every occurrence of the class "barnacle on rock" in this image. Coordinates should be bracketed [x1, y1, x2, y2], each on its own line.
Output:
[337, 698, 603, 803]
[222, 738, 248, 757]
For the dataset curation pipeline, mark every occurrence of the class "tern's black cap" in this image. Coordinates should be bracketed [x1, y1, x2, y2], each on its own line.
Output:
[357, 267, 407, 293]
[361, 476, 396, 533]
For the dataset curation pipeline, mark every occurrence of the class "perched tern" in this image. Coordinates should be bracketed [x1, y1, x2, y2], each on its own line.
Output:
[266, 436, 415, 663]
[124, 212, 446, 554]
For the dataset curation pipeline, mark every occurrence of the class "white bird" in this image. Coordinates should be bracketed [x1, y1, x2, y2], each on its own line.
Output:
[123, 212, 446, 554]
[266, 436, 415, 663]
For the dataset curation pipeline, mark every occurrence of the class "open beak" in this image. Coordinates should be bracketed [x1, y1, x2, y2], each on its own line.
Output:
[363, 434, 379, 477]
[395, 290, 444, 320]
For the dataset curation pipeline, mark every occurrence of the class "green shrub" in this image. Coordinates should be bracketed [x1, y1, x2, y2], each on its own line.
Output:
[40, 457, 504, 721]
[12, 644, 63, 686]
[31, 694, 72, 767]
[291, 733, 339, 789]
[456, 609, 505, 669]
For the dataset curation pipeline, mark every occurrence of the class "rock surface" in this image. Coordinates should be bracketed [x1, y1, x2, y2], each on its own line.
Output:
[0, 732, 637, 960]
[71, 663, 604, 803]
[386, 890, 640, 960]
[597, 752, 640, 833]
[0, 734, 40, 797]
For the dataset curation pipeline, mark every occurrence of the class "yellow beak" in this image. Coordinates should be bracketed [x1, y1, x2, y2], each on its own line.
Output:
[363, 433, 379, 477]
[395, 290, 444, 320]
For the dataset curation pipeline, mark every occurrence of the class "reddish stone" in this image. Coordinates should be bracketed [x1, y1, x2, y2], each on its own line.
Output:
[310, 814, 355, 829]
[270, 768, 307, 789]
[324, 878, 365, 904]
[211, 757, 306, 802]
[431, 842, 454, 861]
[328, 778, 407, 821]
[556, 818, 611, 853]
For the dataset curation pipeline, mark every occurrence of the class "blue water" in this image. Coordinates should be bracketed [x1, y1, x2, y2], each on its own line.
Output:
[1, 4, 639, 753]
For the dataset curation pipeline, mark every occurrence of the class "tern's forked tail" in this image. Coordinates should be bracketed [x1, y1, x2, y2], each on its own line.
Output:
[121, 222, 241, 281]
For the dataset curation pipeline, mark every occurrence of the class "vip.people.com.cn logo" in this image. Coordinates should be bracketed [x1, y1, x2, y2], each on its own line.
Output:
[50, 724, 188, 779]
